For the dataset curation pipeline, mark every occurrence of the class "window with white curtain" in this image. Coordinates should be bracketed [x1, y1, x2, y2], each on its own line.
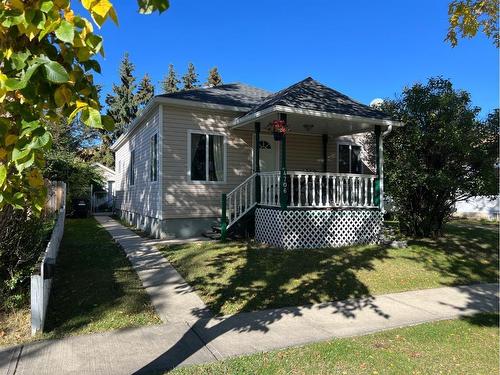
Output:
[338, 144, 362, 174]
[150, 133, 158, 182]
[189, 132, 225, 182]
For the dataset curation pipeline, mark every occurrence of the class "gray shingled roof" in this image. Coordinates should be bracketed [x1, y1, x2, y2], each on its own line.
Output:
[157, 77, 392, 121]
[243, 77, 391, 120]
[157, 83, 272, 108]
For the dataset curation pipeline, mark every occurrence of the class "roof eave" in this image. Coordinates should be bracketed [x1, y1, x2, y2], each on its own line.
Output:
[230, 105, 404, 129]
[110, 97, 252, 151]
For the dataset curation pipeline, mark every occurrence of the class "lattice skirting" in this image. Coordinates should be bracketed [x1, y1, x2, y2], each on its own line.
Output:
[255, 208, 383, 249]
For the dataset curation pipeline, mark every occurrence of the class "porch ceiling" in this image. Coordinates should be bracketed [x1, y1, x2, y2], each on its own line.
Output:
[231, 105, 403, 136]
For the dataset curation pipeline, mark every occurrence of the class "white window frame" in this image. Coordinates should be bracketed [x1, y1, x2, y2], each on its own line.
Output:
[337, 142, 363, 174]
[150, 133, 158, 183]
[187, 130, 227, 184]
[129, 149, 136, 186]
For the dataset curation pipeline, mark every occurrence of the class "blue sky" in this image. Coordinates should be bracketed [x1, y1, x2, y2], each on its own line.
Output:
[92, 0, 498, 117]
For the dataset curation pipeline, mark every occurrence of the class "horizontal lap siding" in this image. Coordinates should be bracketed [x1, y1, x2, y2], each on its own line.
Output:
[114, 109, 161, 218]
[162, 106, 252, 219]
[286, 134, 323, 171]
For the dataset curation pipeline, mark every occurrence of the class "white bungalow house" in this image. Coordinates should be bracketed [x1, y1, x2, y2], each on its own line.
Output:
[111, 77, 403, 249]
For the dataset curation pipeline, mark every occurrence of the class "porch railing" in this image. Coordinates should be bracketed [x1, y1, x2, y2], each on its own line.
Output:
[222, 170, 378, 237]
[226, 173, 257, 228]
[262, 171, 378, 208]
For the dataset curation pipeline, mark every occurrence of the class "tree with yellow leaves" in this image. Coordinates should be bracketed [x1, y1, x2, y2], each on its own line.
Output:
[0, 0, 169, 211]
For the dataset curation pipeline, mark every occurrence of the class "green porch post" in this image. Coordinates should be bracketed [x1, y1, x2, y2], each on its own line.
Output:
[254, 122, 261, 203]
[279, 113, 288, 210]
[220, 193, 227, 241]
[374, 125, 381, 207]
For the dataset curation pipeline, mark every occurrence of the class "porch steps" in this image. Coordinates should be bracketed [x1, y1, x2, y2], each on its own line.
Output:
[202, 226, 222, 240]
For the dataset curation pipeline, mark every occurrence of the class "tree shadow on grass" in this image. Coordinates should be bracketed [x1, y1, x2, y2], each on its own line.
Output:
[403, 223, 499, 286]
[129, 240, 394, 373]
[460, 312, 499, 327]
[189, 242, 392, 316]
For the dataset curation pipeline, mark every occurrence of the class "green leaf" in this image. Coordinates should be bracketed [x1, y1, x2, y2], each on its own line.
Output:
[101, 114, 115, 131]
[12, 146, 30, 163]
[43, 61, 69, 83]
[16, 151, 35, 172]
[55, 20, 74, 44]
[10, 51, 30, 70]
[40, 0, 54, 13]
[81, 107, 103, 128]
[30, 131, 52, 149]
[5, 63, 41, 90]
[0, 164, 6, 186]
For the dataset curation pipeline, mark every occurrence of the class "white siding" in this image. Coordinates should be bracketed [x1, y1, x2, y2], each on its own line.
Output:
[114, 108, 161, 218]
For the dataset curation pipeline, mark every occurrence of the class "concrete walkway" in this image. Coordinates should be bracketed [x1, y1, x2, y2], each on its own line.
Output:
[93, 216, 212, 323]
[1, 283, 498, 375]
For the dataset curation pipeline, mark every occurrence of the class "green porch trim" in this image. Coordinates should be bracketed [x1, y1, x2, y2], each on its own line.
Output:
[254, 122, 261, 203]
[220, 193, 227, 241]
[279, 113, 287, 210]
[374, 125, 381, 207]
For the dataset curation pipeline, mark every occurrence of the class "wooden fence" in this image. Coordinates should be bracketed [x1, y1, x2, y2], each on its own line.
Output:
[31, 181, 66, 335]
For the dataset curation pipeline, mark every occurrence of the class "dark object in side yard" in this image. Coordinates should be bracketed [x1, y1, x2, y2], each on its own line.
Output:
[71, 198, 89, 218]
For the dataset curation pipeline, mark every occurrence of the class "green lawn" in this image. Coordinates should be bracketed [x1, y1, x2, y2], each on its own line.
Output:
[159, 222, 498, 316]
[43, 218, 161, 339]
[172, 313, 499, 375]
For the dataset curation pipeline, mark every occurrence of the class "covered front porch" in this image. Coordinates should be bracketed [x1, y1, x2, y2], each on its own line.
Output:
[221, 78, 402, 249]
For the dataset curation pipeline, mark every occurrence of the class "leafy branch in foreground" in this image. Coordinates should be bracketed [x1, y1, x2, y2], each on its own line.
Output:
[446, 0, 499, 48]
[0, 0, 169, 211]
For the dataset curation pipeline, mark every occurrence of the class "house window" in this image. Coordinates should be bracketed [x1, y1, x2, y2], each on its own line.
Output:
[189, 132, 225, 182]
[129, 150, 135, 185]
[150, 133, 158, 182]
[338, 144, 362, 174]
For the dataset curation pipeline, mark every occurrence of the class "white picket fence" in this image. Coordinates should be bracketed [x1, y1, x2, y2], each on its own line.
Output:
[31, 181, 66, 335]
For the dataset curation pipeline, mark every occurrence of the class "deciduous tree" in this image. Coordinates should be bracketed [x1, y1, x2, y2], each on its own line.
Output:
[446, 0, 499, 47]
[367, 78, 498, 237]
[0, 0, 169, 212]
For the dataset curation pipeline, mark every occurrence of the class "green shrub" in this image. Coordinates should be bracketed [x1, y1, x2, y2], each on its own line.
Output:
[0, 206, 53, 310]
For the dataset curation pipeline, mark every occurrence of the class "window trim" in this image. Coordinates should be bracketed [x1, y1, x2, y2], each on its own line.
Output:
[150, 133, 158, 183]
[337, 142, 363, 174]
[187, 130, 227, 184]
[129, 149, 136, 186]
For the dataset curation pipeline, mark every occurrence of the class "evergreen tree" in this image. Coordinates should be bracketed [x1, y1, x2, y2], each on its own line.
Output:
[136, 74, 155, 109]
[105, 53, 138, 141]
[181, 62, 199, 90]
[161, 64, 181, 93]
[206, 67, 223, 87]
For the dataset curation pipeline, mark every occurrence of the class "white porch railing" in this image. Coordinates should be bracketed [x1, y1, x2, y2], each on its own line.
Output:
[261, 171, 378, 208]
[224, 171, 377, 231]
[227, 173, 257, 228]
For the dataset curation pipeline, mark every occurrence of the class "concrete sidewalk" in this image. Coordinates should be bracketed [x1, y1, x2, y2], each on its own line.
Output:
[93, 215, 212, 323]
[1, 283, 498, 375]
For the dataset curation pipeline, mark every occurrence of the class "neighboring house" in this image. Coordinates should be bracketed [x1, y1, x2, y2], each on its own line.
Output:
[91, 162, 115, 212]
[111, 77, 402, 249]
[454, 196, 499, 220]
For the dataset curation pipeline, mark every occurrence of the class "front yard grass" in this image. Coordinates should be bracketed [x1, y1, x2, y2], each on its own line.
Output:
[159, 221, 498, 316]
[172, 313, 499, 375]
[43, 218, 161, 339]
